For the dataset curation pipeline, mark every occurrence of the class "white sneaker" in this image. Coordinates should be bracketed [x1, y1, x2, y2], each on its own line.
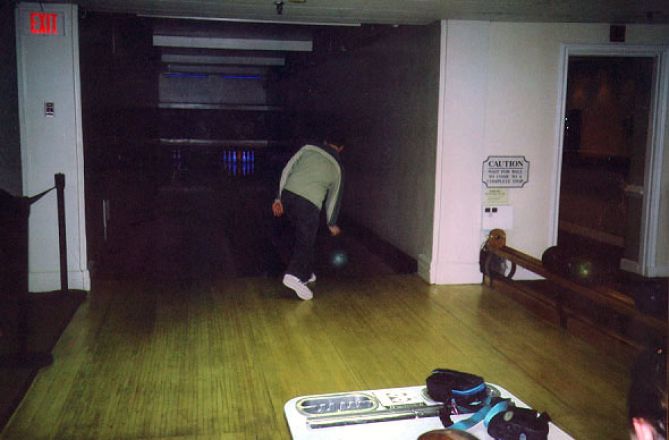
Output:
[307, 273, 317, 284]
[282, 274, 313, 300]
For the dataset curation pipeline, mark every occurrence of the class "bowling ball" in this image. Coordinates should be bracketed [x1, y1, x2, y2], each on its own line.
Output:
[566, 255, 607, 286]
[329, 249, 349, 268]
[541, 246, 567, 275]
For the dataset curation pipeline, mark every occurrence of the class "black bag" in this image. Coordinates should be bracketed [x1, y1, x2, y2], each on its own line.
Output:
[487, 406, 551, 440]
[426, 369, 488, 413]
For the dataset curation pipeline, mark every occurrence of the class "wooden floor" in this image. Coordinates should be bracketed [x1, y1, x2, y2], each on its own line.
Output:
[1, 274, 636, 440]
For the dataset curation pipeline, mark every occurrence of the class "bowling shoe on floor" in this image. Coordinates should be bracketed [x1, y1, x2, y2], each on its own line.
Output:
[282, 274, 314, 300]
[307, 273, 316, 284]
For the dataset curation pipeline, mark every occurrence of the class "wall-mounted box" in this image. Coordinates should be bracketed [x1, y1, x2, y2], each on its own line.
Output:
[482, 205, 513, 230]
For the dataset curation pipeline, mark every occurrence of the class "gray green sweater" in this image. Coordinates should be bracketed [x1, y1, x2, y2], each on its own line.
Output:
[277, 144, 344, 226]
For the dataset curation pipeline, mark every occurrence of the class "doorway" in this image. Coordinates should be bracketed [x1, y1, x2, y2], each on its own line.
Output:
[556, 47, 666, 279]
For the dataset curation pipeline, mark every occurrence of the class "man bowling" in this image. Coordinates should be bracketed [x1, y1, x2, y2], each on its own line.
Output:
[271, 135, 346, 300]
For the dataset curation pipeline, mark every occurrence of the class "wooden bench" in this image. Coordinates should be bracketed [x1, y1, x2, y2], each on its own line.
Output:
[481, 232, 667, 345]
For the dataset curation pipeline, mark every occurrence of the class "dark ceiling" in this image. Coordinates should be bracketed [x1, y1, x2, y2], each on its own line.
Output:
[39, 0, 669, 25]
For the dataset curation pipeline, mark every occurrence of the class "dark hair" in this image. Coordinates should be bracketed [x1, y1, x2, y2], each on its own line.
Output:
[296, 111, 346, 147]
[628, 347, 667, 437]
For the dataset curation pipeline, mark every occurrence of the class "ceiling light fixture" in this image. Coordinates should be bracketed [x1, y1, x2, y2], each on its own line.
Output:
[138, 15, 361, 27]
[153, 34, 312, 51]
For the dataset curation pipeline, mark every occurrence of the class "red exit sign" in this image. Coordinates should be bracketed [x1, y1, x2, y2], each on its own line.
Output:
[30, 12, 59, 35]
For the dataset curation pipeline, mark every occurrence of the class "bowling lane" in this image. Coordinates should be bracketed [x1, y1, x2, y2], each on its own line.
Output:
[92, 152, 402, 282]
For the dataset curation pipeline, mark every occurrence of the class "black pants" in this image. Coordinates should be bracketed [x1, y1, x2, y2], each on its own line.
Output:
[282, 190, 320, 282]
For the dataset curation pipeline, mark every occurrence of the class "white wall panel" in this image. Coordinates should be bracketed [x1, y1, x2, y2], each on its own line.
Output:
[431, 21, 489, 284]
[16, 3, 89, 291]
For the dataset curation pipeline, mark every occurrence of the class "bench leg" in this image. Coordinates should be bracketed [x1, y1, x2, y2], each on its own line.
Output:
[556, 292, 568, 328]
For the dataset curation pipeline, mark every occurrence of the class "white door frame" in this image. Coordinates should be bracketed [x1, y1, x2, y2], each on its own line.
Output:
[551, 43, 669, 277]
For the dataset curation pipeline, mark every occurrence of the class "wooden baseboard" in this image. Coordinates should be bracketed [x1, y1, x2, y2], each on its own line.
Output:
[340, 218, 417, 274]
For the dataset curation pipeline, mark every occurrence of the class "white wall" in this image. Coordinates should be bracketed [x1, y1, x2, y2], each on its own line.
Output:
[431, 20, 669, 284]
[431, 21, 489, 284]
[16, 3, 89, 291]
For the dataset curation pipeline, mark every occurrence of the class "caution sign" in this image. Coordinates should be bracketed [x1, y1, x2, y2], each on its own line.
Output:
[482, 156, 530, 188]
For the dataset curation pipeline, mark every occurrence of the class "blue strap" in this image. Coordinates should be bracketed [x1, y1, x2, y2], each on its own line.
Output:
[449, 397, 491, 431]
[484, 399, 512, 427]
[452, 382, 486, 396]
[449, 398, 511, 432]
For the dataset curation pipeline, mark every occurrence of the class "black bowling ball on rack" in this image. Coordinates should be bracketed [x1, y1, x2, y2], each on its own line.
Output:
[541, 246, 567, 275]
[566, 256, 602, 286]
[541, 246, 612, 286]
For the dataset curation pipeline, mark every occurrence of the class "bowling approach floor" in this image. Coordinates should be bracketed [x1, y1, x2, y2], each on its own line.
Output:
[1, 274, 635, 440]
[92, 167, 403, 285]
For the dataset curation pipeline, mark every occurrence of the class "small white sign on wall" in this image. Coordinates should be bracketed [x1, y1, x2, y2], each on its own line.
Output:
[483, 188, 509, 205]
[482, 155, 530, 188]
